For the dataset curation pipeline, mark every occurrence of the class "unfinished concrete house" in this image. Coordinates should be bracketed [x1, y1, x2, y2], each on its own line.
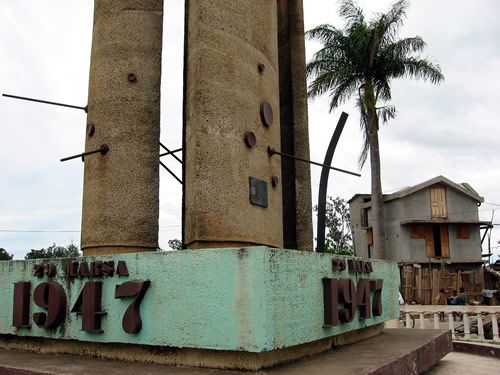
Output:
[349, 176, 491, 304]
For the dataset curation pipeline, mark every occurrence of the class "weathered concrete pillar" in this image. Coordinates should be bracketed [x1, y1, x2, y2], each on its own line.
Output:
[81, 0, 163, 255]
[183, 1, 283, 249]
[277, 0, 314, 251]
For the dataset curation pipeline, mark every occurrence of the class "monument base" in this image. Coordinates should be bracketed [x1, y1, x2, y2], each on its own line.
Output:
[0, 248, 400, 370]
[0, 329, 452, 374]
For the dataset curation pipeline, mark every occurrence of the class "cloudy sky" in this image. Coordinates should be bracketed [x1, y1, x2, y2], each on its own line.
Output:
[1, 1, 499, 260]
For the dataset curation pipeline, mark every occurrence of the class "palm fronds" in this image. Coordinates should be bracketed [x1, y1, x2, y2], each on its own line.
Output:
[306, 0, 443, 164]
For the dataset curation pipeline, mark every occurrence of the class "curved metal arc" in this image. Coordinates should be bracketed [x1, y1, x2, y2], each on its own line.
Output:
[316, 112, 349, 253]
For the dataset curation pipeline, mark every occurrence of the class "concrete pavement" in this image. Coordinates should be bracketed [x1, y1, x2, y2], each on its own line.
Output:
[3, 350, 497, 375]
[0, 329, 451, 374]
[426, 352, 499, 374]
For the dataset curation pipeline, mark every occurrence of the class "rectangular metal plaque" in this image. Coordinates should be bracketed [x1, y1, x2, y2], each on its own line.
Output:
[249, 177, 268, 208]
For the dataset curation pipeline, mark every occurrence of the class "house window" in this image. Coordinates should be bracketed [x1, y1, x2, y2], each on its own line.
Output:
[367, 228, 373, 245]
[430, 187, 447, 219]
[425, 224, 450, 258]
[360, 208, 369, 227]
[456, 224, 470, 239]
[410, 225, 426, 239]
[432, 225, 443, 257]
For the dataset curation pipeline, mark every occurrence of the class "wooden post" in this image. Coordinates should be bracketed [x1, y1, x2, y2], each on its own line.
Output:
[403, 265, 414, 302]
[432, 268, 439, 304]
[477, 271, 481, 294]
[416, 268, 422, 303]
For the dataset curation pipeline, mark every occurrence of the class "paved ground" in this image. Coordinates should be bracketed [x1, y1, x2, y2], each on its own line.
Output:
[0, 330, 451, 375]
[426, 351, 499, 374]
[3, 351, 495, 374]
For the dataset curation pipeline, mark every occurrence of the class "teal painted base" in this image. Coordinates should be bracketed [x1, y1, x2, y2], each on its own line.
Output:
[0, 247, 399, 352]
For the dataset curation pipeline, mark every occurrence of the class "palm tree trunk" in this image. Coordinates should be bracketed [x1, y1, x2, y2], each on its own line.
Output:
[367, 108, 386, 259]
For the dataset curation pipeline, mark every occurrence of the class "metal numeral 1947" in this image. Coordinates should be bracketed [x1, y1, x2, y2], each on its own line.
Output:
[12, 280, 150, 334]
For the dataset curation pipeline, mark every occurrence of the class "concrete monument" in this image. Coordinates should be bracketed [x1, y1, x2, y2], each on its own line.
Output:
[183, 0, 313, 250]
[0, 0, 451, 372]
[81, 0, 163, 256]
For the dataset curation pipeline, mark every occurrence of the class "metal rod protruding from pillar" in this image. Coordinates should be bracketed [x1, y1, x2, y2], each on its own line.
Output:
[159, 143, 183, 164]
[159, 147, 183, 158]
[3, 93, 88, 113]
[60, 144, 109, 162]
[267, 146, 360, 177]
[159, 161, 182, 184]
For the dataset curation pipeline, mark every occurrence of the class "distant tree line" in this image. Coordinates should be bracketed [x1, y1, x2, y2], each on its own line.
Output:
[0, 243, 81, 261]
[0, 248, 13, 261]
[24, 243, 80, 260]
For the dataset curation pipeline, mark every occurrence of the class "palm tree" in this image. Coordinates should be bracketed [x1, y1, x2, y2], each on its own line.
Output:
[306, 0, 443, 259]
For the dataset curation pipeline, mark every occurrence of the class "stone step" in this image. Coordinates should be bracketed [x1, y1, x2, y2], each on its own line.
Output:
[0, 329, 451, 375]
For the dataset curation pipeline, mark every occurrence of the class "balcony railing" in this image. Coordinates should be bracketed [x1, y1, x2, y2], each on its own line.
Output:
[400, 305, 500, 343]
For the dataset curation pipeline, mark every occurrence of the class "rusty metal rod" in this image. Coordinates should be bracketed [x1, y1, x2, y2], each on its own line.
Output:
[160, 143, 183, 164]
[267, 146, 361, 177]
[159, 147, 182, 157]
[159, 161, 182, 184]
[3, 93, 88, 112]
[60, 144, 109, 162]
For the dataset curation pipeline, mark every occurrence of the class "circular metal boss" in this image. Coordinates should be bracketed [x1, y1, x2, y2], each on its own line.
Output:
[260, 102, 273, 127]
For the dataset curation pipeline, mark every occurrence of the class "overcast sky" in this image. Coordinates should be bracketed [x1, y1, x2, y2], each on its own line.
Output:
[1, 1, 499, 260]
